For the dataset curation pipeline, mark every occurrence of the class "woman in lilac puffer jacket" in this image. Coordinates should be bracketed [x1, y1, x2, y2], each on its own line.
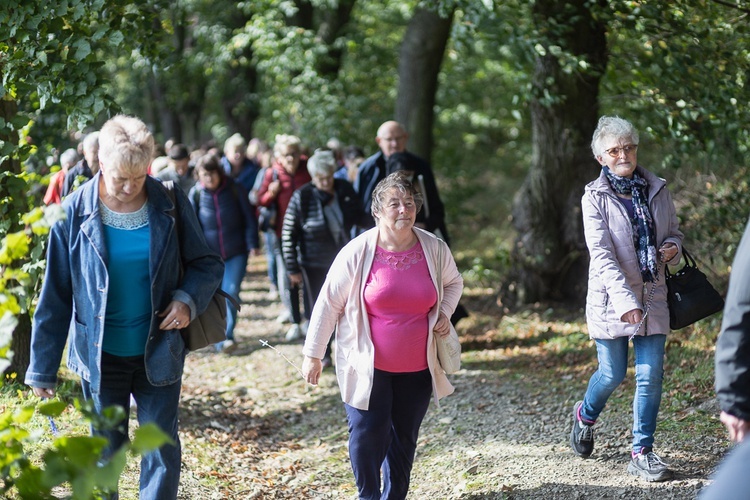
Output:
[569, 116, 683, 483]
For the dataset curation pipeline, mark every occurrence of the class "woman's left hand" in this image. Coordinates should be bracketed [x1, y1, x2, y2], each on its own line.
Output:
[433, 312, 451, 338]
[158, 301, 191, 330]
[659, 242, 678, 262]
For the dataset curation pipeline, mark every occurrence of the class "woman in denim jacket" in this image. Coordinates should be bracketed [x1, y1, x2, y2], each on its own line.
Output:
[25, 115, 224, 499]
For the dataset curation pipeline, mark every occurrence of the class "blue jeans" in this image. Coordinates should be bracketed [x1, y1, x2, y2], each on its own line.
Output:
[222, 253, 248, 341]
[81, 351, 182, 500]
[580, 334, 667, 453]
[345, 369, 432, 500]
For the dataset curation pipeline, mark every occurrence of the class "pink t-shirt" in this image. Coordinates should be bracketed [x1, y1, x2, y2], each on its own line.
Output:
[364, 241, 437, 372]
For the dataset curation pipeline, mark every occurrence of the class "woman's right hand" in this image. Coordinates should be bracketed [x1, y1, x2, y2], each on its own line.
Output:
[621, 308, 643, 324]
[32, 387, 56, 398]
[302, 356, 323, 386]
[720, 411, 750, 443]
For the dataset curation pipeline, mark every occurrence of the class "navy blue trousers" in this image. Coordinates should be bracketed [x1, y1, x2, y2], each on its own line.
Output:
[345, 368, 432, 500]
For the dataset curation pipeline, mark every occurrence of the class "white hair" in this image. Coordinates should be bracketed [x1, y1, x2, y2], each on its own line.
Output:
[591, 116, 639, 157]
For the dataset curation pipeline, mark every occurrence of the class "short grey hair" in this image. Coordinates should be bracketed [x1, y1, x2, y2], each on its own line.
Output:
[98, 115, 154, 174]
[60, 148, 79, 169]
[307, 149, 337, 177]
[371, 171, 424, 218]
[82, 131, 100, 154]
[590, 116, 639, 158]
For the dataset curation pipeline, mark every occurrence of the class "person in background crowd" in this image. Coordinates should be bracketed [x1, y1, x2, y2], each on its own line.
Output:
[44, 147, 79, 205]
[701, 218, 750, 498]
[355, 121, 442, 236]
[157, 144, 196, 195]
[334, 145, 365, 184]
[302, 171, 463, 499]
[150, 138, 173, 177]
[249, 145, 280, 300]
[222, 133, 260, 192]
[326, 137, 344, 168]
[190, 153, 259, 352]
[62, 131, 100, 197]
[26, 114, 224, 499]
[384, 151, 450, 245]
[281, 149, 365, 366]
[570, 115, 683, 482]
[256, 134, 311, 340]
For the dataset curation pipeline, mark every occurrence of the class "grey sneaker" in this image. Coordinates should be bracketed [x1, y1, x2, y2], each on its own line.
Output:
[570, 401, 594, 458]
[627, 449, 673, 482]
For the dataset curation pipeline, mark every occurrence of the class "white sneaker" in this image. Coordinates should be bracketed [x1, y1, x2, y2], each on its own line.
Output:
[217, 339, 236, 353]
[276, 310, 292, 324]
[285, 323, 303, 341]
[300, 320, 309, 335]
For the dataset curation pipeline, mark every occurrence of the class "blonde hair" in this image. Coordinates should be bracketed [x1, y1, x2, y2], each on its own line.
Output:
[98, 115, 154, 174]
[273, 134, 302, 157]
[224, 133, 246, 155]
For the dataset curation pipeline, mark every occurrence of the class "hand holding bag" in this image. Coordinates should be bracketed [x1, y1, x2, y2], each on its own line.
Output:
[666, 247, 724, 329]
[165, 182, 240, 350]
[435, 243, 461, 374]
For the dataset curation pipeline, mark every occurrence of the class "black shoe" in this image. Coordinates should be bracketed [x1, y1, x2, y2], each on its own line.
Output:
[570, 401, 594, 458]
[627, 449, 673, 482]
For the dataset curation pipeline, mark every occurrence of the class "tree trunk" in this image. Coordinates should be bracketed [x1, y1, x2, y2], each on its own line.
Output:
[394, 7, 455, 163]
[505, 0, 608, 307]
[315, 0, 357, 78]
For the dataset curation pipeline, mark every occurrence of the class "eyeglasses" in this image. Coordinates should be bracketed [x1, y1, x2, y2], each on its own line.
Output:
[604, 144, 638, 158]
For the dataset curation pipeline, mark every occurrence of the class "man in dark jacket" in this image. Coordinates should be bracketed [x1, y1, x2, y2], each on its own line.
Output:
[354, 121, 448, 244]
[704, 218, 750, 498]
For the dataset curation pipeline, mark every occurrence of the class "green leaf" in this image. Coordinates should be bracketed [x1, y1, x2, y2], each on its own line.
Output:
[37, 399, 67, 418]
[73, 39, 91, 61]
[92, 445, 127, 492]
[130, 423, 173, 454]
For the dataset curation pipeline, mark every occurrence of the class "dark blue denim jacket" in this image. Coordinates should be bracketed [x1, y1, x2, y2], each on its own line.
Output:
[25, 173, 224, 393]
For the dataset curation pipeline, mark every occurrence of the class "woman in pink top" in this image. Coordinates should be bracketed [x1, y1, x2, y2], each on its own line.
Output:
[302, 171, 463, 500]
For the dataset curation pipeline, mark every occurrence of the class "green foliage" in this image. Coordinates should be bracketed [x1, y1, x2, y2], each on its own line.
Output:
[0, 388, 172, 499]
[600, 0, 750, 168]
[674, 165, 750, 272]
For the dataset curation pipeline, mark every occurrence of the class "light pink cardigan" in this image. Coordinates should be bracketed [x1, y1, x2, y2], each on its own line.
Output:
[302, 227, 464, 410]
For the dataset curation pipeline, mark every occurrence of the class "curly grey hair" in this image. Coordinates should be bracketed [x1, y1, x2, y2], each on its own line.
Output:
[371, 171, 424, 219]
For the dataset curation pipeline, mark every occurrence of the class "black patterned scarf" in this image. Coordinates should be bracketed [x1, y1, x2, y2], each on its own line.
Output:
[603, 167, 659, 283]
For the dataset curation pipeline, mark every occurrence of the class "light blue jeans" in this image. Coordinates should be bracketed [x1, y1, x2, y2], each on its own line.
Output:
[222, 253, 248, 341]
[579, 334, 667, 453]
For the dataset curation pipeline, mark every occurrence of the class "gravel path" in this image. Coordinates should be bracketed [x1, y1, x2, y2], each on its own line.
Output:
[175, 256, 727, 499]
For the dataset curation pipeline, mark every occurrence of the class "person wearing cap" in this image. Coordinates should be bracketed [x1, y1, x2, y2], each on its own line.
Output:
[157, 143, 196, 194]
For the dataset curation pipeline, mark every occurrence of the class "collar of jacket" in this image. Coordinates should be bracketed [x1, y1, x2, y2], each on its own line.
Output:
[588, 165, 667, 203]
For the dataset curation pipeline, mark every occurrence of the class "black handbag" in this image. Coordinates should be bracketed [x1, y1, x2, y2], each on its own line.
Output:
[665, 248, 724, 329]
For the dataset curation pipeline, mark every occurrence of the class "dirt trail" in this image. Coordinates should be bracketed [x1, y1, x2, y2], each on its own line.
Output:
[174, 255, 725, 499]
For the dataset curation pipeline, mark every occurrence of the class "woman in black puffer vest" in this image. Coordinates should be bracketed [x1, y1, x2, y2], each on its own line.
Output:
[190, 153, 259, 351]
[281, 149, 366, 364]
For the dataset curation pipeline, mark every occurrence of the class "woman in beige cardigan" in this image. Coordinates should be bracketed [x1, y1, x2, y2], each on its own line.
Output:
[302, 171, 463, 500]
